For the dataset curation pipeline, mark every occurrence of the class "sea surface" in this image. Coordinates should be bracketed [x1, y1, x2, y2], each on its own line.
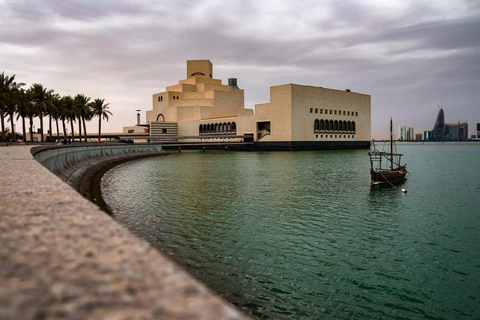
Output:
[101, 143, 480, 319]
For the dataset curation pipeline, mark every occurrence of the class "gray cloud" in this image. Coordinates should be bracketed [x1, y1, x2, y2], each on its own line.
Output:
[1, 0, 479, 137]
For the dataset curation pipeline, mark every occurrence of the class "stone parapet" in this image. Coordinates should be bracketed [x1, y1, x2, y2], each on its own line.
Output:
[0, 145, 247, 320]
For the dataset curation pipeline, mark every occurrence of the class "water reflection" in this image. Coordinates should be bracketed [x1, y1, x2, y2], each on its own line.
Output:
[102, 146, 480, 320]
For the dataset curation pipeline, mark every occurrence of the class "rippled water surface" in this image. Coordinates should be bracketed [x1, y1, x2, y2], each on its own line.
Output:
[101, 143, 480, 319]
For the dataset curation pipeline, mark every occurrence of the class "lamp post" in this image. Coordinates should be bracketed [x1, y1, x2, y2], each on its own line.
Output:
[136, 110, 141, 126]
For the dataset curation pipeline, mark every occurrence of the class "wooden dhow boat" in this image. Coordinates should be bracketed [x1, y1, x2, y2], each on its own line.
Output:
[369, 118, 408, 185]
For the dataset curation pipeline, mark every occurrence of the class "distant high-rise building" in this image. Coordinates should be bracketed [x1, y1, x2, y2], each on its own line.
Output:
[399, 126, 406, 141]
[477, 123, 480, 138]
[445, 122, 468, 141]
[406, 127, 414, 140]
[424, 130, 432, 141]
[415, 133, 422, 140]
[432, 108, 445, 141]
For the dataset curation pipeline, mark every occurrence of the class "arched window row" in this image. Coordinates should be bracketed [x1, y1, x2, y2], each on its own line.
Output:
[199, 122, 237, 135]
[314, 119, 356, 134]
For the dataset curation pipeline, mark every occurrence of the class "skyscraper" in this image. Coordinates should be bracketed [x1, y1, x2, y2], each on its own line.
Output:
[445, 122, 468, 141]
[407, 127, 414, 140]
[432, 108, 445, 141]
[399, 126, 406, 141]
[424, 130, 432, 141]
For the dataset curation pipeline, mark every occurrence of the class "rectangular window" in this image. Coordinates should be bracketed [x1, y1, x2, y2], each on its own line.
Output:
[343, 111, 345, 115]
[320, 109, 323, 114]
[315, 108, 318, 113]
[162, 128, 167, 134]
[330, 110, 332, 115]
[334, 110, 337, 115]
[356, 112, 358, 116]
[347, 111, 350, 116]
[310, 108, 313, 113]
[325, 109, 328, 114]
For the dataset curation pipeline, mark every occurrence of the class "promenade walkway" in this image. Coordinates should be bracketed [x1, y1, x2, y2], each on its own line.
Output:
[0, 146, 246, 319]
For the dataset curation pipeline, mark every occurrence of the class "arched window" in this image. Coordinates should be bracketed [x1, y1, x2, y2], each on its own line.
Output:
[347, 121, 351, 132]
[334, 120, 338, 131]
[199, 124, 202, 135]
[215, 123, 219, 133]
[320, 119, 325, 131]
[227, 122, 231, 132]
[325, 120, 330, 131]
[339, 121, 343, 132]
[314, 119, 320, 133]
[156, 114, 165, 122]
[232, 122, 236, 134]
[352, 121, 356, 133]
[222, 123, 226, 133]
[329, 120, 334, 131]
[207, 124, 211, 134]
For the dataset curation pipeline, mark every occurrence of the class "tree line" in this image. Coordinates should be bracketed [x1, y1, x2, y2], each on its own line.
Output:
[0, 71, 112, 143]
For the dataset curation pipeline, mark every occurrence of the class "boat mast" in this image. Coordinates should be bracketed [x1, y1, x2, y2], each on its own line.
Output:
[390, 118, 393, 170]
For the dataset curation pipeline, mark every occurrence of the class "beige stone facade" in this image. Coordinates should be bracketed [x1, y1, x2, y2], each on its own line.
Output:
[144, 60, 371, 148]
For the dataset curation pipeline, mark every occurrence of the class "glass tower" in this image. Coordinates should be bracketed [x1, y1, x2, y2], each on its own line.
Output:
[432, 108, 445, 141]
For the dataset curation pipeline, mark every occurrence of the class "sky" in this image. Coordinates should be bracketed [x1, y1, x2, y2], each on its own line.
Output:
[1, 0, 479, 139]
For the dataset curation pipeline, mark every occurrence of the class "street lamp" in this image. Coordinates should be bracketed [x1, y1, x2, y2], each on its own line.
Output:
[136, 110, 141, 126]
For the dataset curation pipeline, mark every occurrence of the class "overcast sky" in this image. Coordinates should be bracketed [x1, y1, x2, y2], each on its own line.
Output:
[1, 0, 479, 139]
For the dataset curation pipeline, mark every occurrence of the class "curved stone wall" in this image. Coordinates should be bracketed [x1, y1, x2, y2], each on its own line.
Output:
[32, 144, 165, 181]
[1, 145, 247, 319]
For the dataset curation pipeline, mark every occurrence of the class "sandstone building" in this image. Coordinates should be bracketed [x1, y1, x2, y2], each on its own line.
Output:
[137, 60, 371, 149]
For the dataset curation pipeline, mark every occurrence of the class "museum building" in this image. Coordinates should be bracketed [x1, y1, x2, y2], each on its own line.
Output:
[137, 60, 371, 149]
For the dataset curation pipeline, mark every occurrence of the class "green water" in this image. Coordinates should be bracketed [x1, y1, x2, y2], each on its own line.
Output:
[101, 143, 480, 319]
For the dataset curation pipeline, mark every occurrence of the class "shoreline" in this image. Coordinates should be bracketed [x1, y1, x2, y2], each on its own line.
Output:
[85, 152, 170, 216]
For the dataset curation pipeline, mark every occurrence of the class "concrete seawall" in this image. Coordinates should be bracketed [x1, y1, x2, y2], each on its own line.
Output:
[0, 145, 247, 319]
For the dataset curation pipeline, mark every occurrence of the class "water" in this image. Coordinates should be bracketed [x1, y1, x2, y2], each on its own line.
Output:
[101, 143, 480, 319]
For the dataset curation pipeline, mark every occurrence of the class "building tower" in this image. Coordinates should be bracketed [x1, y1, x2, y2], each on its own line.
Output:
[432, 107, 445, 141]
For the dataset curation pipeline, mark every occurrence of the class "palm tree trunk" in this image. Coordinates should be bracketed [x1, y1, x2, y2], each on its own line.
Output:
[78, 117, 82, 142]
[55, 118, 60, 141]
[49, 115, 53, 141]
[0, 110, 5, 141]
[29, 117, 34, 142]
[62, 118, 67, 140]
[98, 117, 101, 143]
[9, 114, 16, 142]
[22, 116, 26, 142]
[83, 117, 87, 142]
[70, 118, 75, 142]
[40, 116, 44, 142]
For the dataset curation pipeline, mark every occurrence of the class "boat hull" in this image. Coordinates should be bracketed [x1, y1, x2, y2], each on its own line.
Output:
[370, 169, 407, 185]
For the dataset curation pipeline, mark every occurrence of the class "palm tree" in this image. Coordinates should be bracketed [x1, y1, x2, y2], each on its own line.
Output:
[46, 91, 57, 141]
[7, 83, 26, 142]
[0, 72, 24, 141]
[24, 88, 37, 142]
[73, 94, 91, 142]
[30, 83, 52, 142]
[58, 95, 70, 141]
[49, 93, 63, 141]
[15, 89, 30, 142]
[91, 98, 112, 143]
[63, 96, 76, 142]
[83, 105, 95, 142]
